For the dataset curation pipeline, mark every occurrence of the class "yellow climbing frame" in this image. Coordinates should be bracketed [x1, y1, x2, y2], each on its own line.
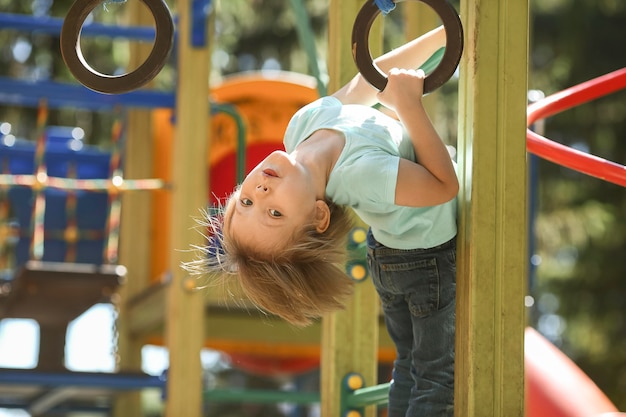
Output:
[322, 2, 382, 416]
[322, 0, 529, 416]
[456, 0, 528, 415]
[114, 0, 529, 415]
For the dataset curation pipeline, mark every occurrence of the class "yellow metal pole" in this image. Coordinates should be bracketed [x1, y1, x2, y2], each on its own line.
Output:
[165, 0, 210, 416]
[321, 2, 381, 417]
[455, 0, 528, 415]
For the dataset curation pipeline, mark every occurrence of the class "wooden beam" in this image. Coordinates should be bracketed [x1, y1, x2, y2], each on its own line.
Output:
[455, 0, 529, 415]
[126, 281, 168, 337]
[127, 288, 396, 350]
[321, 3, 382, 417]
[164, 1, 211, 416]
[37, 323, 67, 372]
[403, 1, 440, 114]
[206, 309, 322, 345]
[114, 2, 158, 416]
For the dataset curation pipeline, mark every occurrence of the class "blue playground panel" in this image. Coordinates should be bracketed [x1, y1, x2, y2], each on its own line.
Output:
[1, 127, 113, 268]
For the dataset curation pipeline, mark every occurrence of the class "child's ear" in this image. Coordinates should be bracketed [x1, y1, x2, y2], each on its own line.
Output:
[314, 200, 331, 233]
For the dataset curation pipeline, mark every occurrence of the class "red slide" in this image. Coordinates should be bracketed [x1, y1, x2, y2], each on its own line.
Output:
[525, 327, 620, 417]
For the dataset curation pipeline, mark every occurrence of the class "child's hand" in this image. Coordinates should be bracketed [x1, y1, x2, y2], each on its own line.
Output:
[376, 68, 425, 113]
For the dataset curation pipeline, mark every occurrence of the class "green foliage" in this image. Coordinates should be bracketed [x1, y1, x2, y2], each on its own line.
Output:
[213, 0, 328, 76]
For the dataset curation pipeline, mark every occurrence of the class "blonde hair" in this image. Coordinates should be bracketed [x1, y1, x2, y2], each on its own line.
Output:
[184, 193, 356, 327]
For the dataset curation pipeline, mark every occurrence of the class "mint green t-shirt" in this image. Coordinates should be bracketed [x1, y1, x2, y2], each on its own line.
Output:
[284, 96, 457, 249]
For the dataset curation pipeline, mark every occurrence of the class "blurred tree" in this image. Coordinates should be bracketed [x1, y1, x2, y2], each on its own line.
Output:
[214, 0, 325, 75]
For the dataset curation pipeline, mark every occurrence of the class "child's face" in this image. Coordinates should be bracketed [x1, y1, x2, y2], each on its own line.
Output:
[228, 151, 320, 255]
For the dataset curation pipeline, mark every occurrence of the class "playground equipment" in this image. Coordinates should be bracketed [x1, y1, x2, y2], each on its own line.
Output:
[352, 0, 463, 93]
[527, 67, 626, 187]
[2, 64, 620, 415]
[523, 66, 626, 417]
[0, 370, 164, 414]
[347, 1, 625, 414]
[0, 0, 619, 416]
[0, 105, 163, 370]
[152, 71, 319, 205]
[525, 327, 619, 417]
[0, 111, 166, 411]
[0, 6, 394, 407]
[60, 0, 175, 94]
[0, 11, 176, 410]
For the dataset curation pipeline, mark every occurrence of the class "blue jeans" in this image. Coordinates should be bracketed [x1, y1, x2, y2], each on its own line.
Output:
[366, 229, 456, 417]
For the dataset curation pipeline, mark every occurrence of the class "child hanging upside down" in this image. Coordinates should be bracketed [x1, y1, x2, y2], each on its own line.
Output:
[185, 25, 458, 417]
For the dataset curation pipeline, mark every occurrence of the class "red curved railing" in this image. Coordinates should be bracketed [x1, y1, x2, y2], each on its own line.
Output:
[527, 67, 626, 187]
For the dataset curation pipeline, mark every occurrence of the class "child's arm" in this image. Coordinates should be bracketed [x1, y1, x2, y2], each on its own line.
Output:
[378, 68, 459, 207]
[332, 25, 446, 106]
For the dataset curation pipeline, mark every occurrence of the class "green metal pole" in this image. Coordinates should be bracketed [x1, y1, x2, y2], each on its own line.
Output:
[211, 103, 247, 185]
[204, 388, 320, 405]
[345, 382, 391, 409]
[289, 0, 327, 96]
[421, 47, 445, 74]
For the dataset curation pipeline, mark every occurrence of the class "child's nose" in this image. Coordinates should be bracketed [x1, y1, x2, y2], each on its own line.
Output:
[256, 184, 268, 192]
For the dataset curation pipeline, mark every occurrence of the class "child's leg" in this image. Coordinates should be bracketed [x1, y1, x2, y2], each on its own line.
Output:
[367, 231, 456, 417]
[407, 293, 455, 416]
[378, 300, 418, 417]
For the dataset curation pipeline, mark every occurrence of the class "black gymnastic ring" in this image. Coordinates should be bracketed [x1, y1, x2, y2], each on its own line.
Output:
[60, 0, 174, 95]
[352, 0, 463, 93]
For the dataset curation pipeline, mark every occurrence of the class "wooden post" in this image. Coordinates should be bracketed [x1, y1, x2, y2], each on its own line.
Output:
[164, 0, 210, 416]
[37, 324, 67, 371]
[403, 1, 438, 39]
[403, 1, 440, 113]
[321, 2, 381, 416]
[455, 0, 528, 415]
[114, 2, 156, 416]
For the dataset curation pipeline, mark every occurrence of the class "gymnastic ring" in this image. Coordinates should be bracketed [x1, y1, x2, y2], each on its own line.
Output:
[60, 0, 174, 95]
[352, 0, 463, 93]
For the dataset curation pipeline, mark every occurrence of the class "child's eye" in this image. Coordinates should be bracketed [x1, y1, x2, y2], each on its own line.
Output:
[269, 209, 282, 218]
[240, 198, 253, 206]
